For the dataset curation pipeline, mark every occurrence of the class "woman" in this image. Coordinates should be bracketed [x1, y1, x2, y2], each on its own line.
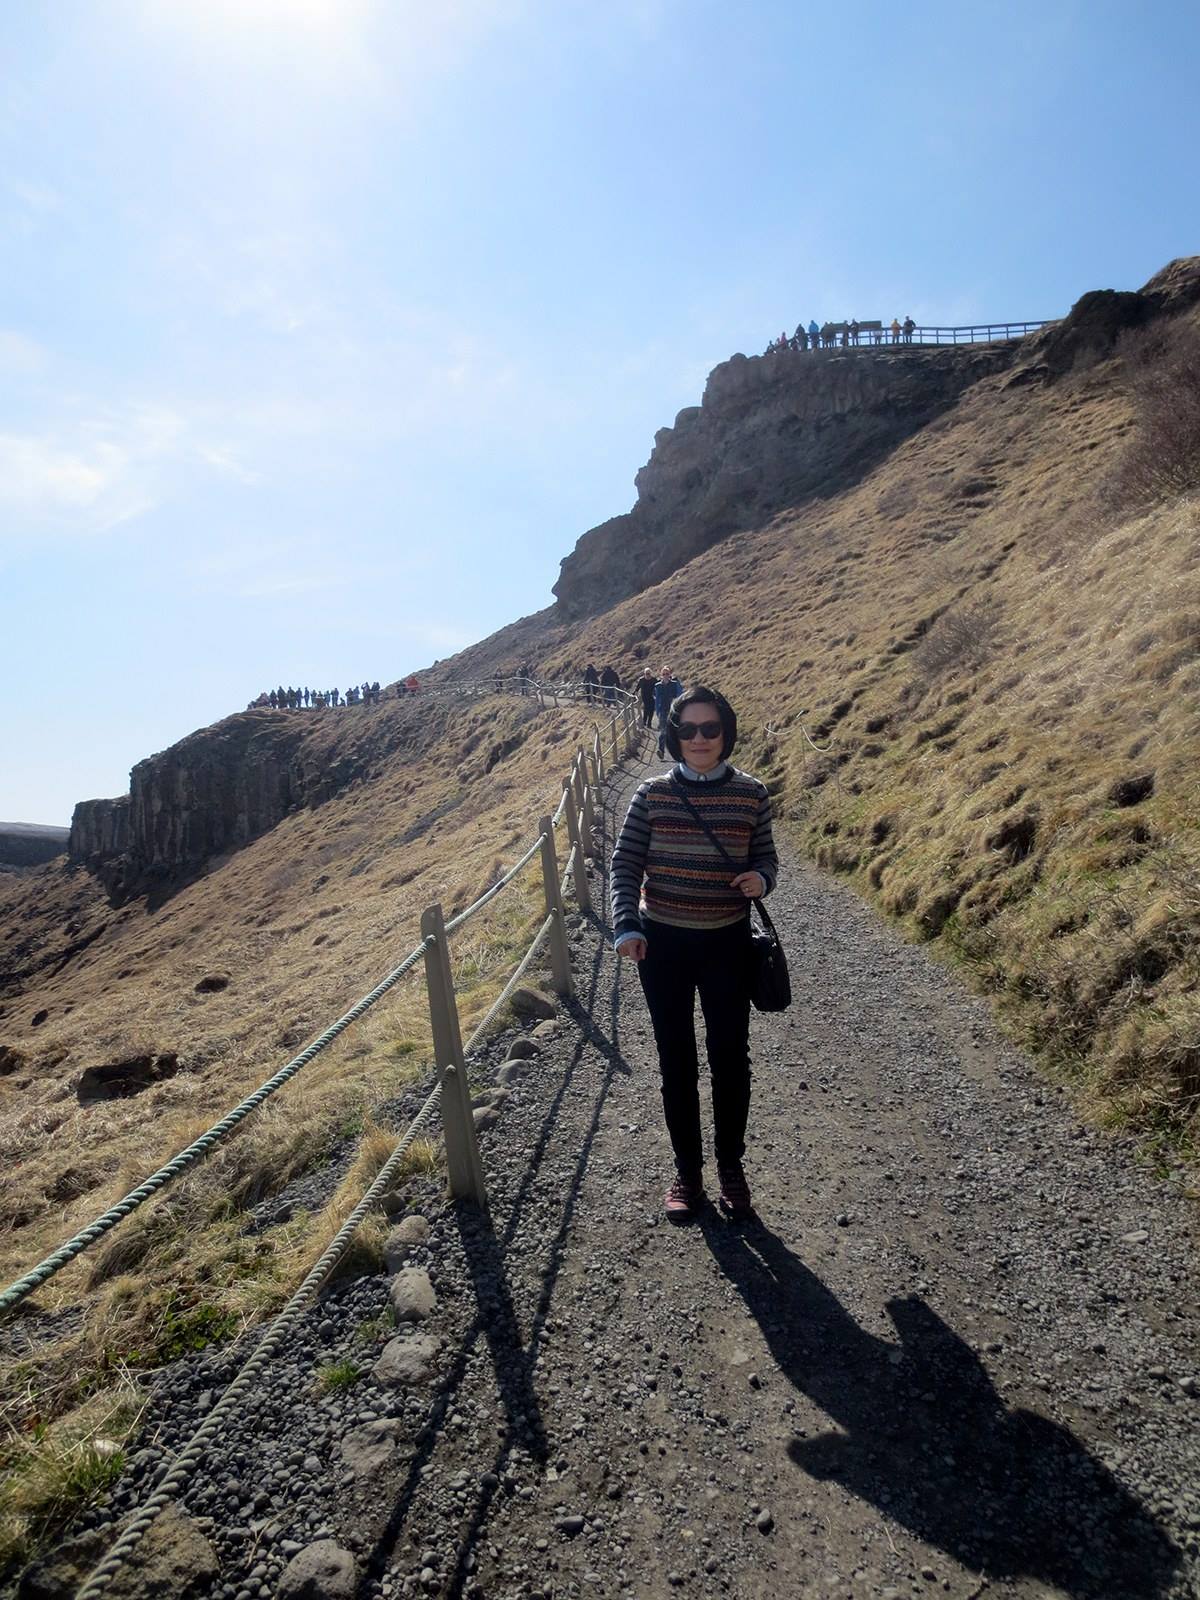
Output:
[611, 686, 778, 1220]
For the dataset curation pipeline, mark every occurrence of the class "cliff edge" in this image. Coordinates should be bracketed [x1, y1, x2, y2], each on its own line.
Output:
[552, 340, 1017, 617]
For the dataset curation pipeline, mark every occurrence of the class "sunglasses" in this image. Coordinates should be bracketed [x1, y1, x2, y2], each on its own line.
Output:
[676, 719, 723, 741]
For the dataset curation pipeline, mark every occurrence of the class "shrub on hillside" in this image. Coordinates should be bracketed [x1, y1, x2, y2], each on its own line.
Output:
[912, 599, 1000, 680]
[1112, 322, 1200, 507]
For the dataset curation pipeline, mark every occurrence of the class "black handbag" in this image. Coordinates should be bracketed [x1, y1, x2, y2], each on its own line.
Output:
[670, 781, 792, 1012]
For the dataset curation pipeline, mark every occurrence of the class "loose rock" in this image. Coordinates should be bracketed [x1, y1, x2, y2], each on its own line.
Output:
[276, 1539, 358, 1599]
[389, 1268, 437, 1323]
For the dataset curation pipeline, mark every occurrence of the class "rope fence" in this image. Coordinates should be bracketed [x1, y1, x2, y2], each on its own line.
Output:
[2, 674, 645, 1598]
[2, 677, 637, 1321]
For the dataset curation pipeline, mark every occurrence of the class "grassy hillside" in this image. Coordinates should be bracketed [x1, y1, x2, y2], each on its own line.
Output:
[3, 267, 1198, 1571]
[446, 307, 1200, 1163]
[0, 690, 607, 1568]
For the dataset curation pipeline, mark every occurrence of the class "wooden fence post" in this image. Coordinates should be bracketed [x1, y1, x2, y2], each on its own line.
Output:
[538, 817, 574, 998]
[420, 904, 487, 1206]
[610, 716, 619, 765]
[594, 729, 604, 781]
[573, 756, 590, 846]
[561, 779, 590, 911]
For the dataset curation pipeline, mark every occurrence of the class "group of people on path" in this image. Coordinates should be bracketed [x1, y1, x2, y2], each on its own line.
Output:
[634, 666, 684, 756]
[582, 663, 624, 706]
[250, 676, 420, 712]
[766, 316, 916, 354]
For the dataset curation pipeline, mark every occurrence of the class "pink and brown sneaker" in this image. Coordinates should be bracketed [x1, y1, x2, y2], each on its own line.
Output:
[664, 1173, 705, 1221]
[717, 1162, 753, 1218]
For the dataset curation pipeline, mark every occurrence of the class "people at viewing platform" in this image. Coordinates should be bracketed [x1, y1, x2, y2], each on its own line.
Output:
[250, 679, 389, 712]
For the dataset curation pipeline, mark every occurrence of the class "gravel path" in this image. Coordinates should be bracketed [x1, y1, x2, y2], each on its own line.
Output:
[47, 749, 1200, 1600]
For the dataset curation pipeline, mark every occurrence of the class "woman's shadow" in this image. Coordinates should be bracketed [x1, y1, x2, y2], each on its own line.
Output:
[699, 1215, 1180, 1598]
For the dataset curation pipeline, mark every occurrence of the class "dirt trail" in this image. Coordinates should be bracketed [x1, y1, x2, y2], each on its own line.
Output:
[51, 749, 1199, 1600]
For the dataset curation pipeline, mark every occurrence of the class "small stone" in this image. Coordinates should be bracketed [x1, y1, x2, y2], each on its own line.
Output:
[531, 1020, 559, 1039]
[1179, 1376, 1198, 1397]
[372, 1334, 441, 1388]
[921, 1565, 937, 1581]
[555, 1514, 585, 1537]
[389, 1268, 436, 1323]
[383, 1215, 430, 1272]
[275, 1538, 358, 1599]
[1121, 1230, 1150, 1244]
[473, 1106, 500, 1132]
[496, 1062, 528, 1086]
[836, 1213, 851, 1227]
[507, 1039, 540, 1059]
[755, 1509, 774, 1533]
[339, 1422, 403, 1479]
[510, 987, 556, 1021]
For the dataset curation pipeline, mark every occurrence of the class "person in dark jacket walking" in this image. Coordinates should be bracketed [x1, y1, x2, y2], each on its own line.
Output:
[611, 685, 778, 1220]
[637, 667, 656, 727]
[600, 664, 620, 706]
[653, 668, 683, 758]
[583, 664, 600, 703]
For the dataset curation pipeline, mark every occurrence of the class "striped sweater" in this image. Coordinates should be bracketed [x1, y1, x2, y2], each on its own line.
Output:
[610, 764, 778, 939]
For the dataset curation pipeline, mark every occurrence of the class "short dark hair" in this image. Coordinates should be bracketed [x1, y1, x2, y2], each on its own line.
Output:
[664, 684, 738, 762]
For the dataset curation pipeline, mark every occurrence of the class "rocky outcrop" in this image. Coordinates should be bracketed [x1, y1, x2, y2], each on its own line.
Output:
[553, 257, 1200, 619]
[552, 341, 1017, 617]
[68, 700, 459, 905]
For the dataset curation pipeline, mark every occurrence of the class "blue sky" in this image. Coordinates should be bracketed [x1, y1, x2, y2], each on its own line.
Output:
[2, 0, 1197, 824]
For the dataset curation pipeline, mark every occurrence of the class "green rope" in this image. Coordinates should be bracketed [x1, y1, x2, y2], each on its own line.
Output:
[73, 1076, 445, 1600]
[0, 937, 432, 1318]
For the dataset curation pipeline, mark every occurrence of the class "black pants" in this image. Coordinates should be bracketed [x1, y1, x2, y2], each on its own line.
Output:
[640, 699, 654, 726]
[637, 917, 752, 1177]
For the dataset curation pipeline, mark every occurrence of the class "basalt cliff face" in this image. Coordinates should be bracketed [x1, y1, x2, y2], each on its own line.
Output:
[68, 701, 455, 904]
[552, 341, 1016, 618]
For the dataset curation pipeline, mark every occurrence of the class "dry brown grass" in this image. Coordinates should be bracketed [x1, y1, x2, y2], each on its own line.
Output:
[0, 696, 601, 1569]
[443, 314, 1199, 1158]
[1111, 321, 1200, 507]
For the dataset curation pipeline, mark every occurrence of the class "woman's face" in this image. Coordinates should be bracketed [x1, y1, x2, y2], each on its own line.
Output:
[677, 700, 724, 772]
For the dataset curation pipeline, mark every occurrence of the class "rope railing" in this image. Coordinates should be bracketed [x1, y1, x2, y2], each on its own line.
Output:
[461, 912, 555, 1057]
[54, 680, 644, 1594]
[0, 935, 434, 1317]
[1, 678, 639, 1323]
[74, 1074, 446, 1600]
[443, 832, 546, 934]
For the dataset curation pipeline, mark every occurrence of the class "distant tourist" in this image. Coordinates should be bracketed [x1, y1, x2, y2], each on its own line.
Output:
[903, 315, 915, 344]
[808, 319, 820, 348]
[600, 665, 621, 706]
[849, 318, 860, 346]
[891, 317, 901, 344]
[638, 667, 656, 727]
[405, 674, 420, 695]
[583, 664, 600, 703]
[654, 668, 683, 759]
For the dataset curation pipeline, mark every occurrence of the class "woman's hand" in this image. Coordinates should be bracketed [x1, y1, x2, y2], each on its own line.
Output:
[730, 871, 766, 899]
[617, 937, 647, 961]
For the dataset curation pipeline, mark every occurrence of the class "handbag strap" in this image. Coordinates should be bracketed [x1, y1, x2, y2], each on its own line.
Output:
[669, 777, 777, 936]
